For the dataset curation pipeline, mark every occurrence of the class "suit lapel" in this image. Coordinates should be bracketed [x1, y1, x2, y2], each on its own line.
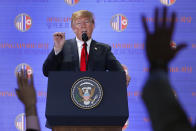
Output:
[71, 38, 80, 71]
[88, 40, 98, 71]
[71, 39, 99, 71]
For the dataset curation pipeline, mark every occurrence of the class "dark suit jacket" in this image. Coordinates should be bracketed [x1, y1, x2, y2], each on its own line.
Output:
[142, 71, 196, 131]
[43, 38, 123, 76]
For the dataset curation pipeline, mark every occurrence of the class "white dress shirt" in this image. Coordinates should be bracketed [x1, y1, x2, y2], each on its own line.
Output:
[76, 37, 91, 64]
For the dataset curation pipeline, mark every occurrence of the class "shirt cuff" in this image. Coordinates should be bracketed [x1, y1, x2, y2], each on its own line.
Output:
[26, 116, 40, 130]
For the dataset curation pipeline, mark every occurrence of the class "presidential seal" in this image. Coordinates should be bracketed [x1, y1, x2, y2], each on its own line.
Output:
[71, 77, 103, 109]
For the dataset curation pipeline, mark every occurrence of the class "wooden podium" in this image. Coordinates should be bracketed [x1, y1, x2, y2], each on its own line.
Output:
[46, 72, 129, 131]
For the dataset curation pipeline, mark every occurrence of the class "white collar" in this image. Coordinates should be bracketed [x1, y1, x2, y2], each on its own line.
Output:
[76, 37, 92, 48]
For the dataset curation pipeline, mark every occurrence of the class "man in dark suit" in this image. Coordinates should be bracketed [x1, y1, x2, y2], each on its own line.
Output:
[43, 10, 129, 130]
[142, 7, 195, 131]
[43, 10, 124, 77]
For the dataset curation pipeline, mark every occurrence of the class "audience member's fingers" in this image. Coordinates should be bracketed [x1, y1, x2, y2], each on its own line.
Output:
[162, 7, 167, 28]
[142, 16, 150, 35]
[175, 43, 187, 54]
[22, 69, 28, 87]
[15, 89, 22, 101]
[21, 70, 26, 87]
[170, 12, 176, 36]
[21, 69, 25, 78]
[17, 72, 23, 89]
[29, 74, 34, 88]
[154, 8, 159, 31]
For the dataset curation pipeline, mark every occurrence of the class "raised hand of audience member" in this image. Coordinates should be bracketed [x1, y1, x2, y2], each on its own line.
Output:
[15, 69, 37, 116]
[142, 7, 187, 71]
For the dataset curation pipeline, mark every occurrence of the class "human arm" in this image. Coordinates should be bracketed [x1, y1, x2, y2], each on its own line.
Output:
[105, 45, 124, 72]
[141, 7, 193, 131]
[15, 69, 40, 131]
[42, 32, 65, 77]
[42, 48, 64, 77]
[142, 70, 193, 131]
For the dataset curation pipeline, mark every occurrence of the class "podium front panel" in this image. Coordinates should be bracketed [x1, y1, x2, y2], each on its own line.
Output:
[46, 71, 129, 126]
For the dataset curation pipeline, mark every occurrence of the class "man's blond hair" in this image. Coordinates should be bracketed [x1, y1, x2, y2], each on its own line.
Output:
[71, 10, 95, 27]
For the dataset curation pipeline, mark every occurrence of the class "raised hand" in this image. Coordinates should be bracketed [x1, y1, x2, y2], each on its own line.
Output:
[53, 32, 65, 52]
[15, 69, 37, 116]
[142, 7, 187, 69]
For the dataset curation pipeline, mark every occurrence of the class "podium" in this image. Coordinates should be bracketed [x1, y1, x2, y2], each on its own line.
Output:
[46, 71, 129, 131]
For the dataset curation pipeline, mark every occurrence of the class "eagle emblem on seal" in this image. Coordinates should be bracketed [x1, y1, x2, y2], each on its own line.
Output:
[71, 77, 103, 109]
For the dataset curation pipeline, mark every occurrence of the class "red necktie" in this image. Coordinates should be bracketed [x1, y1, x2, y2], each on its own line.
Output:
[80, 43, 88, 71]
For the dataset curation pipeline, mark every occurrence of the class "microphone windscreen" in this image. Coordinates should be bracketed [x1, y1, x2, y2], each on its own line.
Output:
[82, 32, 88, 42]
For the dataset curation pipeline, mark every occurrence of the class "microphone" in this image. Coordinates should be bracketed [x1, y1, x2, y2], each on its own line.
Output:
[82, 32, 88, 70]
[82, 32, 88, 42]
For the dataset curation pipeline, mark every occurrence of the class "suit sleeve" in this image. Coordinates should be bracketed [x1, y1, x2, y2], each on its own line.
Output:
[142, 71, 194, 131]
[105, 45, 124, 72]
[42, 49, 63, 77]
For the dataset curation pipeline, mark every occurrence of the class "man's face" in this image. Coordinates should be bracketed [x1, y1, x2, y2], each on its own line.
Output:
[72, 17, 95, 41]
